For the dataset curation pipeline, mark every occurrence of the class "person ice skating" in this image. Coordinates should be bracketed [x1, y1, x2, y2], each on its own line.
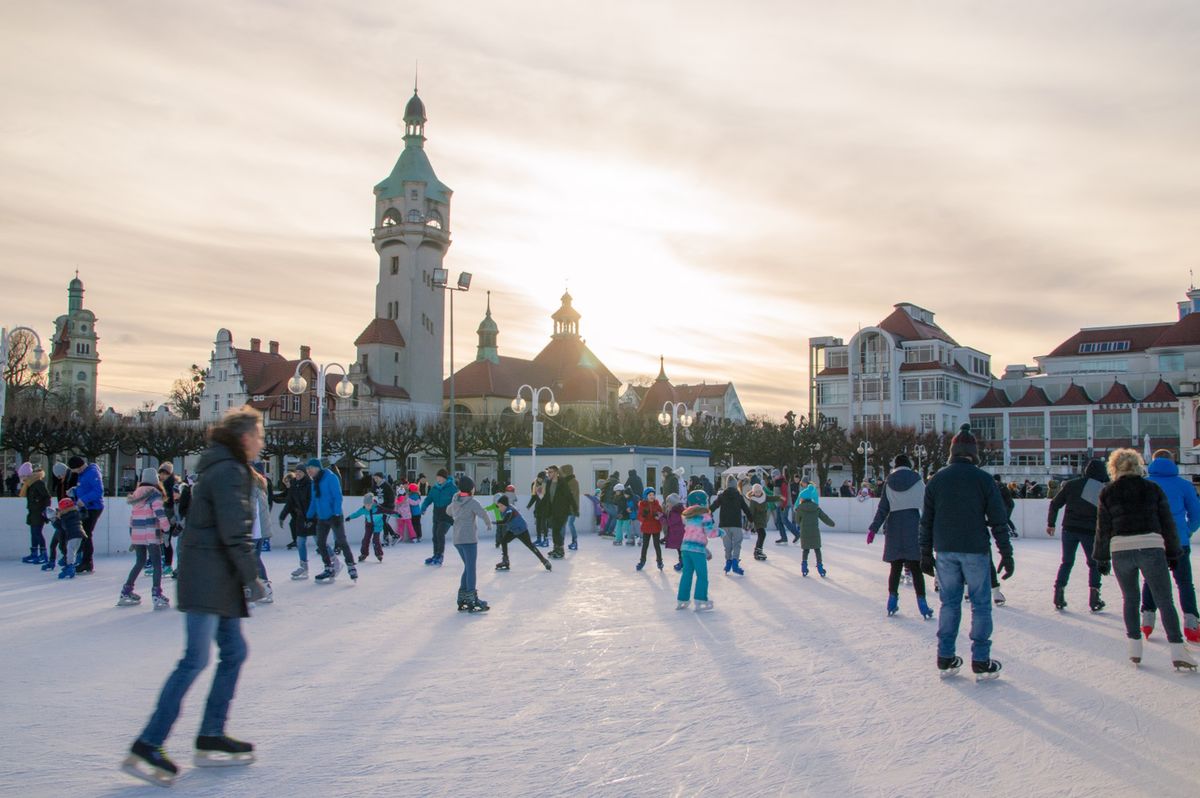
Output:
[407, 483, 424, 542]
[306, 458, 356, 583]
[1047, 458, 1109, 612]
[349, 494, 388, 562]
[43, 462, 71, 572]
[421, 469, 457, 565]
[1094, 449, 1196, 671]
[159, 464, 179, 577]
[447, 475, 492, 612]
[868, 455, 932, 619]
[248, 468, 274, 603]
[494, 495, 551, 572]
[663, 493, 686, 571]
[919, 425, 1013, 681]
[122, 409, 267, 787]
[280, 465, 314, 580]
[676, 489, 722, 610]
[66, 455, 104, 573]
[746, 483, 770, 561]
[794, 485, 834, 577]
[18, 463, 50, 565]
[387, 483, 416, 543]
[54, 498, 85, 579]
[1138, 450, 1200, 643]
[661, 466, 680, 500]
[370, 472, 398, 545]
[612, 484, 633, 545]
[119, 468, 173, 609]
[636, 488, 665, 571]
[561, 464, 581, 551]
[544, 465, 576, 559]
[711, 478, 751, 575]
[527, 472, 548, 547]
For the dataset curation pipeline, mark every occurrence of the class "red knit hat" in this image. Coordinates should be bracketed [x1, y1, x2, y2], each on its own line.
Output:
[58, 498, 75, 512]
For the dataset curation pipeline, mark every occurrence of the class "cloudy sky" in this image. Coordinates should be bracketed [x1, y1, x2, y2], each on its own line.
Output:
[2, 1, 1198, 416]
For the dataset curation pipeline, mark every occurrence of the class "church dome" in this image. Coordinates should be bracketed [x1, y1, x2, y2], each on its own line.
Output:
[404, 91, 427, 123]
[69, 276, 83, 291]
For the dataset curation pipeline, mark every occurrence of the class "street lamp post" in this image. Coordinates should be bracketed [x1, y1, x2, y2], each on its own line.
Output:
[0, 326, 50, 450]
[857, 440, 874, 484]
[913, 444, 928, 476]
[432, 269, 472, 474]
[287, 359, 355, 462]
[658, 401, 694, 471]
[511, 384, 560, 484]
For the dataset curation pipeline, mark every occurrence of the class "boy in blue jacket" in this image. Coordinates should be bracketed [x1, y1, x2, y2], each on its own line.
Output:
[305, 459, 355, 583]
[493, 496, 551, 572]
[1141, 450, 1200, 642]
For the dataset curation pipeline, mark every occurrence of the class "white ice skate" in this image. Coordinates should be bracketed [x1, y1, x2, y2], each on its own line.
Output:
[257, 581, 274, 604]
[676, 600, 690, 610]
[1129, 638, 1142, 666]
[694, 599, 714, 612]
[1170, 642, 1197, 672]
[290, 563, 308, 580]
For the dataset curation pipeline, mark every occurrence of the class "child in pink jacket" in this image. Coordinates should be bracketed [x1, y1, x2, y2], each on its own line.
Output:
[677, 489, 722, 611]
[119, 468, 171, 609]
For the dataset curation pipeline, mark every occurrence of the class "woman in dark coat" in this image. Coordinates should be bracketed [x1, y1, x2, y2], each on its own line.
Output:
[20, 464, 51, 564]
[867, 455, 932, 619]
[124, 409, 267, 786]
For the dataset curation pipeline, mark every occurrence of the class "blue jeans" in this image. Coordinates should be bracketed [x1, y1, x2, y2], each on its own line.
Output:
[140, 612, 248, 746]
[935, 551, 993, 662]
[297, 534, 308, 563]
[1141, 546, 1197, 619]
[677, 549, 710, 601]
[602, 503, 617, 534]
[455, 543, 477, 593]
[567, 514, 577, 544]
[254, 539, 268, 580]
[1056, 530, 1100, 590]
[774, 506, 797, 537]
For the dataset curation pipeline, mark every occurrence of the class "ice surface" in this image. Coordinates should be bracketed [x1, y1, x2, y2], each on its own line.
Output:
[1, 533, 1197, 797]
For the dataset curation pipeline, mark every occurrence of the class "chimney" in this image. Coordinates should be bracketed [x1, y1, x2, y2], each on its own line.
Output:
[300, 345, 311, 361]
[250, 338, 261, 352]
[269, 340, 279, 355]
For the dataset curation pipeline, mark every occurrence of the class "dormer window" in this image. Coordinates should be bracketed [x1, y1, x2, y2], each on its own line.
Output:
[1079, 341, 1130, 354]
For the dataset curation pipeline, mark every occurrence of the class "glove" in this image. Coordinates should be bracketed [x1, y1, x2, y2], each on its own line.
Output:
[1097, 559, 1111, 576]
[245, 579, 267, 603]
[998, 554, 1015, 581]
[866, 530, 876, 545]
[920, 552, 936, 576]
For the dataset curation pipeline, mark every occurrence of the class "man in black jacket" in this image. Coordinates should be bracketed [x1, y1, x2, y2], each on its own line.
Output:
[543, 465, 576, 559]
[1047, 458, 1108, 612]
[280, 465, 313, 579]
[372, 473, 397, 544]
[919, 425, 1013, 680]
[711, 481, 752, 575]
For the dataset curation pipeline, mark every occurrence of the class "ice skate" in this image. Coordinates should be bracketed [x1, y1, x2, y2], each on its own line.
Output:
[1053, 585, 1067, 611]
[636, 561, 645, 571]
[775, 536, 788, 544]
[694, 599, 714, 611]
[424, 555, 438, 565]
[1089, 588, 1105, 613]
[657, 560, 664, 570]
[1186, 616, 1200, 644]
[993, 589, 1006, 606]
[432, 555, 443, 566]
[495, 559, 510, 571]
[542, 559, 552, 571]
[937, 655, 963, 678]
[730, 558, 744, 576]
[21, 548, 41, 564]
[469, 591, 490, 612]
[801, 561, 809, 577]
[41, 559, 55, 572]
[1141, 611, 1155, 639]
[816, 563, 827, 578]
[625, 536, 636, 546]
[753, 549, 767, 561]
[290, 563, 309, 580]
[58, 564, 76, 579]
[917, 596, 935, 620]
[314, 567, 336, 583]
[162, 566, 173, 577]
[972, 659, 1002, 682]
[333, 557, 343, 576]
[673, 562, 682, 572]
[122, 740, 178, 787]
[117, 586, 141, 607]
[152, 588, 170, 611]
[457, 589, 471, 611]
[887, 593, 899, 617]
[348, 565, 358, 582]
[1170, 642, 1197, 672]
[568, 542, 578, 551]
[676, 600, 690, 610]
[256, 581, 273, 604]
[194, 735, 255, 767]
[1129, 638, 1142, 665]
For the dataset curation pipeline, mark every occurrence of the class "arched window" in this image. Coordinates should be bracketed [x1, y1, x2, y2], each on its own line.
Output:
[76, 371, 87, 381]
[453, 404, 472, 416]
[381, 208, 402, 227]
[407, 209, 422, 223]
[425, 211, 443, 230]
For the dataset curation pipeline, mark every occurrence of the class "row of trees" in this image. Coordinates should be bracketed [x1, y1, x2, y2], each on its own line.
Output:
[3, 405, 957, 487]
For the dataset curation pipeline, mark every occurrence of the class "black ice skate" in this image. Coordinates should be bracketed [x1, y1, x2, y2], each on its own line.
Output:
[121, 740, 178, 787]
[194, 735, 256, 767]
[937, 655, 963, 678]
[972, 659, 1002, 682]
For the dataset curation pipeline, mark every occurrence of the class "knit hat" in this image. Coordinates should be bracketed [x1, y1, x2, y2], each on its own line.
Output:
[798, 484, 820, 503]
[52, 462, 68, 478]
[686, 489, 708, 507]
[158, 462, 174, 473]
[614, 483, 625, 492]
[643, 487, 655, 499]
[664, 492, 680, 509]
[496, 495, 510, 507]
[306, 458, 322, 470]
[457, 475, 475, 494]
[505, 485, 515, 493]
[67, 456, 86, 469]
[949, 424, 978, 463]
[363, 494, 375, 507]
[893, 454, 912, 469]
[140, 467, 159, 485]
[17, 462, 33, 479]
[58, 498, 75, 512]
[407, 483, 420, 493]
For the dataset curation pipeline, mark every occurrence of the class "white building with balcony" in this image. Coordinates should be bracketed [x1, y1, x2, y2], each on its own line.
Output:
[812, 303, 994, 433]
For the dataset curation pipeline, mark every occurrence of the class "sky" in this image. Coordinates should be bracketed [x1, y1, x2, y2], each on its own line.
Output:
[2, 0, 1198, 417]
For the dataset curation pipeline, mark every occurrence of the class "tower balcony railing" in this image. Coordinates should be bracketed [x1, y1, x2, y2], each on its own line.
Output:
[372, 220, 450, 241]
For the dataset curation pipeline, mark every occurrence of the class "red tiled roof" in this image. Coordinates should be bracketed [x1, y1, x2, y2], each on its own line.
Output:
[877, 307, 958, 346]
[355, 318, 406, 348]
[365, 378, 410, 399]
[444, 356, 543, 399]
[1151, 311, 1200, 348]
[638, 377, 677, 415]
[1097, 382, 1136, 404]
[1012, 385, 1052, 407]
[233, 348, 288, 393]
[1045, 324, 1172, 358]
[49, 329, 71, 362]
[1054, 383, 1093, 406]
[972, 388, 1011, 409]
[1142, 379, 1177, 403]
[531, 337, 619, 385]
[817, 367, 848, 376]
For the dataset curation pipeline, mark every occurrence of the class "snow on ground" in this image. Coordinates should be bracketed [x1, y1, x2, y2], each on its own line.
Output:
[1, 531, 1198, 798]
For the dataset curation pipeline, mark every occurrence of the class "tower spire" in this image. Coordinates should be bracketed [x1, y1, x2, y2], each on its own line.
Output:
[656, 355, 668, 382]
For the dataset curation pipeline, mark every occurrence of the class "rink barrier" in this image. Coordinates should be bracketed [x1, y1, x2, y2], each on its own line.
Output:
[0, 496, 1056, 561]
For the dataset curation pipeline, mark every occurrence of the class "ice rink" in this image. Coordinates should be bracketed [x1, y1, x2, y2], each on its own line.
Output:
[1, 530, 1197, 797]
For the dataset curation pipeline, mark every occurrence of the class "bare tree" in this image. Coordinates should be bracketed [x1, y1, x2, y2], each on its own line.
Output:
[166, 364, 208, 420]
[374, 418, 425, 478]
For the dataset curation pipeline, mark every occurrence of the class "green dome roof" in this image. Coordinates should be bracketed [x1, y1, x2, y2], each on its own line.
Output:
[374, 145, 451, 203]
[404, 91, 427, 123]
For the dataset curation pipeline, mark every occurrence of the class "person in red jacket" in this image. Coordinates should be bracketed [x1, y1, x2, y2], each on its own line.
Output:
[636, 488, 665, 571]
